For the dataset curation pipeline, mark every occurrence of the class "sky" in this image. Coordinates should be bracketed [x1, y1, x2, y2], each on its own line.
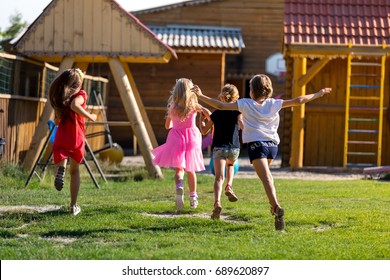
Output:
[0, 0, 186, 30]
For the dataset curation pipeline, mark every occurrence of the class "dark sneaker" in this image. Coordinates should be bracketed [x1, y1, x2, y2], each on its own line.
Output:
[211, 201, 222, 220]
[273, 207, 285, 231]
[224, 185, 238, 202]
[54, 166, 65, 191]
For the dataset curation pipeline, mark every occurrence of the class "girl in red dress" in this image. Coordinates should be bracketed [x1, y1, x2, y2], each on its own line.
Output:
[49, 68, 97, 216]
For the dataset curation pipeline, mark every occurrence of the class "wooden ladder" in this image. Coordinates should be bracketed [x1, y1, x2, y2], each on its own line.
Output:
[343, 52, 386, 168]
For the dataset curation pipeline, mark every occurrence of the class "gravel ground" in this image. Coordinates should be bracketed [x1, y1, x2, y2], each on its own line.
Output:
[122, 155, 367, 181]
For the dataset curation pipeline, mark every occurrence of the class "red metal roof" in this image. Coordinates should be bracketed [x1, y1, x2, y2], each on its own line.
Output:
[284, 0, 390, 46]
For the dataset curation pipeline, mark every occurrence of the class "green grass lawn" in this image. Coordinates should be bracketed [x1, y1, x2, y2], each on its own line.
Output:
[1, 162, 389, 260]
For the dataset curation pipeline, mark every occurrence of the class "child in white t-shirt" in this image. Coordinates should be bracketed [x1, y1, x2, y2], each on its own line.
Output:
[192, 74, 331, 231]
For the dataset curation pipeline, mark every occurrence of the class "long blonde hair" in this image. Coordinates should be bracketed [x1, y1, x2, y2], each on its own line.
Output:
[167, 78, 201, 120]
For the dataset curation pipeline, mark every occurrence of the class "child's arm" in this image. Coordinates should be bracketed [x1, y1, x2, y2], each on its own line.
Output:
[192, 85, 238, 111]
[282, 88, 332, 108]
[70, 95, 97, 121]
[200, 105, 212, 120]
[165, 116, 172, 130]
[199, 114, 213, 135]
[237, 114, 244, 130]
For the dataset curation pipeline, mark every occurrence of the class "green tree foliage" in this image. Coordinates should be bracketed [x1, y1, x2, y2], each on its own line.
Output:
[0, 11, 28, 41]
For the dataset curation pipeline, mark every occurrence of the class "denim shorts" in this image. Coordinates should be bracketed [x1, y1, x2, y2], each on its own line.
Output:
[213, 146, 240, 162]
[247, 141, 278, 163]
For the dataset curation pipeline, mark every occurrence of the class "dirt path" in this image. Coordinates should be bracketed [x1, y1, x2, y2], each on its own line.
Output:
[122, 156, 366, 181]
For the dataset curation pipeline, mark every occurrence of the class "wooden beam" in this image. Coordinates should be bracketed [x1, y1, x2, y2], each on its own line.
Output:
[108, 57, 163, 179]
[298, 58, 330, 87]
[290, 57, 306, 170]
[75, 62, 89, 72]
[23, 57, 75, 171]
[121, 62, 158, 148]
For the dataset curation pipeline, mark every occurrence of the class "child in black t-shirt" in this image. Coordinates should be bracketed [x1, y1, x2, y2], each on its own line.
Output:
[200, 84, 243, 219]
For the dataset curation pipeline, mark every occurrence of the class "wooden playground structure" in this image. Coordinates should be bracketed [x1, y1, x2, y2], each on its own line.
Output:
[9, 0, 177, 179]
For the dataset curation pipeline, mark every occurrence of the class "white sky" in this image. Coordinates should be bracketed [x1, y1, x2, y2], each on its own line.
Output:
[0, 0, 186, 30]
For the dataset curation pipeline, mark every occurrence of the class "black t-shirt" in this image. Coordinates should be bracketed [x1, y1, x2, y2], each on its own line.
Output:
[210, 110, 241, 149]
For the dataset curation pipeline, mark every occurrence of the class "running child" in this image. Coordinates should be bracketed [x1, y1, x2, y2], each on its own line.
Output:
[49, 68, 97, 216]
[152, 78, 211, 211]
[193, 74, 332, 230]
[199, 84, 243, 219]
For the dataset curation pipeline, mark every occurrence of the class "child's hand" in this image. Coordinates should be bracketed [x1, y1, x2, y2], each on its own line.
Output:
[191, 85, 202, 96]
[89, 113, 97, 122]
[318, 88, 332, 97]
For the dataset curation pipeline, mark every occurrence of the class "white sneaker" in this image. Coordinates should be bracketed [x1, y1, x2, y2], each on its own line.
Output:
[70, 204, 81, 216]
[176, 187, 184, 211]
[190, 196, 198, 209]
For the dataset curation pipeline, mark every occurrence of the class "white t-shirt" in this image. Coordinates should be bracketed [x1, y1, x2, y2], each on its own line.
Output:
[237, 98, 283, 144]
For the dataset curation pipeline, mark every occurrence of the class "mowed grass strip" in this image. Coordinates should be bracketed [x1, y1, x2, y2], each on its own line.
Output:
[1, 163, 389, 260]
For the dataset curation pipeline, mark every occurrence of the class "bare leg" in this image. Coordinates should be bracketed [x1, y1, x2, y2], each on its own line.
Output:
[213, 158, 225, 203]
[252, 158, 285, 231]
[210, 158, 224, 219]
[225, 159, 235, 187]
[252, 158, 279, 208]
[69, 158, 80, 206]
[225, 158, 238, 202]
[175, 168, 185, 211]
[174, 168, 184, 187]
[187, 171, 197, 193]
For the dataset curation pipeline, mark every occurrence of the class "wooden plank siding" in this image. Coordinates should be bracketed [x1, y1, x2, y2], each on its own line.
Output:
[15, 0, 173, 63]
[105, 53, 224, 146]
[133, 0, 284, 77]
[0, 94, 105, 163]
[283, 58, 390, 167]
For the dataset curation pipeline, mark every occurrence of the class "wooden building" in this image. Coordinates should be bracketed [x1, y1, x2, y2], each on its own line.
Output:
[0, 52, 108, 163]
[283, 0, 390, 168]
[108, 0, 284, 146]
[4, 0, 178, 178]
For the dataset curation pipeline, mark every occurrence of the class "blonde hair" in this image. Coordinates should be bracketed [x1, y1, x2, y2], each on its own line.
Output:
[167, 78, 201, 120]
[218, 83, 239, 103]
[249, 74, 273, 99]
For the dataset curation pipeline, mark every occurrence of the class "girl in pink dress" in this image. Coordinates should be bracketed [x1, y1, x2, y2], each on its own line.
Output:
[49, 68, 97, 216]
[152, 78, 211, 211]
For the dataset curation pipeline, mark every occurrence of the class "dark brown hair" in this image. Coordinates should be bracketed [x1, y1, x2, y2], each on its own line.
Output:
[49, 68, 83, 121]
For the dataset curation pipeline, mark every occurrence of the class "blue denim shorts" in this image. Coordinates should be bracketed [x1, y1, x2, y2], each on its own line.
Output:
[247, 141, 278, 163]
[213, 146, 240, 162]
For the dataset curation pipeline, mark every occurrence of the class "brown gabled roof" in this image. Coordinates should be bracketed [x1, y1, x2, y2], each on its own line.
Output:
[284, 0, 390, 46]
[12, 0, 177, 63]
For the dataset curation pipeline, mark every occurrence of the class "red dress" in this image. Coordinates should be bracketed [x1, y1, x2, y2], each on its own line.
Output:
[52, 90, 87, 164]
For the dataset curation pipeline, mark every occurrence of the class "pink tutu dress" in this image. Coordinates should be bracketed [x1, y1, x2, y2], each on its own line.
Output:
[152, 111, 205, 172]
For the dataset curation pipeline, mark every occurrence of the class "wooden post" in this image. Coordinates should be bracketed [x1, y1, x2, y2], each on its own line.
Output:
[121, 62, 158, 148]
[22, 57, 74, 171]
[108, 57, 163, 179]
[290, 57, 306, 169]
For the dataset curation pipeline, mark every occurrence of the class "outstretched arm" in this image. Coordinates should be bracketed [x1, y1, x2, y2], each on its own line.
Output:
[192, 85, 238, 111]
[282, 88, 332, 108]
